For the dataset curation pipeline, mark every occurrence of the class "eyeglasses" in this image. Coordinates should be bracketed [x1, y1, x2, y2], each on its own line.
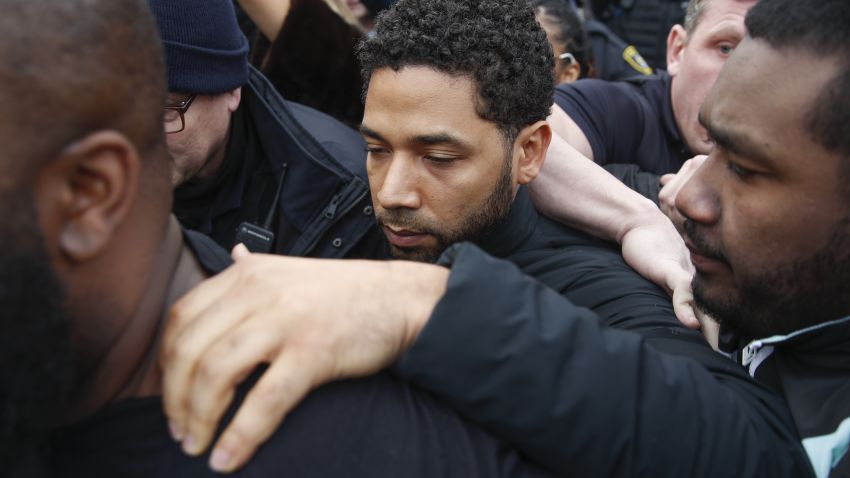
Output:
[164, 94, 196, 134]
[558, 52, 576, 65]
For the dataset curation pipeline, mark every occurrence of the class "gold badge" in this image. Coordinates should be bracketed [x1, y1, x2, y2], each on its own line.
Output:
[623, 45, 653, 76]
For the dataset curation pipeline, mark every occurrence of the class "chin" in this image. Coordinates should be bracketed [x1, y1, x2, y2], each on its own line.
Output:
[692, 276, 736, 318]
[388, 245, 442, 264]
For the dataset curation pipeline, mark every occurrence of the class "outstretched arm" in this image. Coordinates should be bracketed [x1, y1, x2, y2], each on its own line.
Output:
[530, 129, 697, 326]
[160, 244, 812, 477]
[236, 0, 291, 42]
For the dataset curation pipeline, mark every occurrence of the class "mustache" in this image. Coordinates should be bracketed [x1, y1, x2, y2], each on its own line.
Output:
[375, 209, 439, 236]
[683, 219, 727, 263]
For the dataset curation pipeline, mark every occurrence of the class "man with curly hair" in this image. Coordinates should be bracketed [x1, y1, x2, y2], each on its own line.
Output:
[0, 0, 563, 477]
[158, 0, 810, 476]
[162, 0, 850, 476]
[356, 0, 556, 263]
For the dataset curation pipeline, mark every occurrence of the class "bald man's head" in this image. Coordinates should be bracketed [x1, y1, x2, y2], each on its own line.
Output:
[0, 1, 169, 474]
[0, 0, 167, 180]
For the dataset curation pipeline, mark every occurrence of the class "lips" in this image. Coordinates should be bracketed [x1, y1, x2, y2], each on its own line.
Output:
[383, 225, 429, 248]
[684, 237, 728, 273]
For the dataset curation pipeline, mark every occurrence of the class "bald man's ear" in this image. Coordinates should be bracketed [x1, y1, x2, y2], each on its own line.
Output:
[666, 25, 688, 76]
[36, 131, 140, 263]
[515, 121, 551, 185]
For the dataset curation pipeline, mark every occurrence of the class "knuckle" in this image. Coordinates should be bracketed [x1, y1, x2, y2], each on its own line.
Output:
[188, 408, 221, 430]
[162, 342, 192, 367]
[255, 381, 289, 407]
[225, 423, 264, 448]
[166, 304, 195, 333]
[197, 358, 228, 386]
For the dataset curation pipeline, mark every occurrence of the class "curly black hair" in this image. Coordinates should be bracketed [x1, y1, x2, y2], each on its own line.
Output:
[357, 0, 555, 141]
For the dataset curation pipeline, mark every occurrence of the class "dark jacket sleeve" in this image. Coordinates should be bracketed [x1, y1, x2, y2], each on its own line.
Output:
[603, 163, 662, 205]
[395, 243, 814, 478]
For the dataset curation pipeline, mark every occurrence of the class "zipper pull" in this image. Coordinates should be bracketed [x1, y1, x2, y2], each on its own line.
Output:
[324, 194, 341, 219]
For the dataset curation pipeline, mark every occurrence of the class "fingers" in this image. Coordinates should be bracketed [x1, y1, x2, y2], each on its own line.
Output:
[671, 280, 698, 329]
[696, 309, 721, 351]
[208, 348, 328, 473]
[659, 155, 708, 216]
[181, 316, 287, 458]
[161, 267, 266, 449]
[231, 243, 251, 260]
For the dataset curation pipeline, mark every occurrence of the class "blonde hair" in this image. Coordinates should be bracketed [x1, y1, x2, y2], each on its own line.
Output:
[323, 0, 367, 33]
[683, 0, 710, 34]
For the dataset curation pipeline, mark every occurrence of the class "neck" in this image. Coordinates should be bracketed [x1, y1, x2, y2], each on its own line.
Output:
[63, 217, 207, 422]
[474, 186, 537, 259]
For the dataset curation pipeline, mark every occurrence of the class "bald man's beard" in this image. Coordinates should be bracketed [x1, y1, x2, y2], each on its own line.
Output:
[0, 191, 74, 475]
[377, 156, 515, 264]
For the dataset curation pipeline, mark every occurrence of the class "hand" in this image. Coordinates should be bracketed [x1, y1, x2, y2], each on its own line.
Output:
[696, 308, 721, 351]
[619, 214, 698, 328]
[659, 155, 707, 233]
[159, 245, 448, 473]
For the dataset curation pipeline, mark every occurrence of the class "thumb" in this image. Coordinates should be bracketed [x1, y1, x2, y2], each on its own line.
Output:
[231, 243, 252, 261]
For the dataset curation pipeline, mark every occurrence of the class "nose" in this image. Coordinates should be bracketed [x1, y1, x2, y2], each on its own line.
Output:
[676, 155, 721, 227]
[372, 155, 421, 211]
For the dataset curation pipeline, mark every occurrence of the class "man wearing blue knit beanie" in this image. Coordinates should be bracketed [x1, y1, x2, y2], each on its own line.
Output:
[150, 0, 384, 259]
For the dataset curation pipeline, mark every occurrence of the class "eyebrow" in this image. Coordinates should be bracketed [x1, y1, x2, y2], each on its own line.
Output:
[359, 124, 475, 152]
[359, 124, 388, 143]
[703, 23, 745, 42]
[698, 111, 772, 166]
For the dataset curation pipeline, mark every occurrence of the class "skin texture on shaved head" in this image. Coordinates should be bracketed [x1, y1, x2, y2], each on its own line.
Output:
[0, 0, 168, 182]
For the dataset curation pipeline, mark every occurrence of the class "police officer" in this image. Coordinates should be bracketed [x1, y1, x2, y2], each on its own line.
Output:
[547, 0, 756, 201]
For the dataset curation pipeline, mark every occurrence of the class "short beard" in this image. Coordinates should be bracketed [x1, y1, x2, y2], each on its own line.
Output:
[693, 218, 850, 341]
[0, 191, 74, 475]
[377, 153, 515, 263]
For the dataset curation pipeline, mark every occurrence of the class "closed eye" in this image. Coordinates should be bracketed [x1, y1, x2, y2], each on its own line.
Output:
[366, 146, 391, 157]
[424, 155, 459, 164]
[726, 159, 755, 179]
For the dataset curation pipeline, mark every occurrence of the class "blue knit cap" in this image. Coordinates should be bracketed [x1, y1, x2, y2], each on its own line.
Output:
[148, 0, 249, 94]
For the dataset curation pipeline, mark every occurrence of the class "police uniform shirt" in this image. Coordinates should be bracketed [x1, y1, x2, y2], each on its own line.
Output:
[554, 72, 692, 175]
[584, 19, 654, 82]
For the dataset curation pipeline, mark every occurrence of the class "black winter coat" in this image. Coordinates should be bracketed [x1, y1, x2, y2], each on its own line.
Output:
[174, 66, 384, 259]
[395, 188, 815, 478]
